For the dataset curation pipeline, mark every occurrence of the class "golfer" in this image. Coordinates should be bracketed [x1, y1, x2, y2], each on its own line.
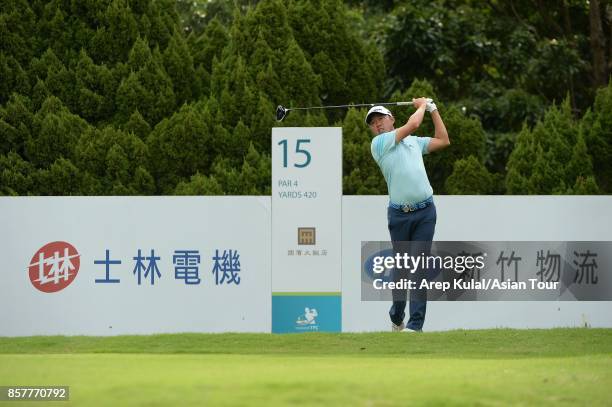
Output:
[367, 97, 450, 332]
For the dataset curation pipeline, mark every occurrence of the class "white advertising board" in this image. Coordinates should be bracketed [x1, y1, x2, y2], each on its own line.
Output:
[342, 195, 612, 332]
[0, 197, 271, 336]
[1, 194, 610, 336]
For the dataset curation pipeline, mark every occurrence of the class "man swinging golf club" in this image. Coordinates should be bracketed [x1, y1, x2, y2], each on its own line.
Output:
[367, 97, 450, 332]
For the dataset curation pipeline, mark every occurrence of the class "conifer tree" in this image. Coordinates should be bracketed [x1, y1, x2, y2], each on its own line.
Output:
[90, 0, 139, 64]
[584, 81, 612, 192]
[1, 0, 36, 66]
[445, 155, 494, 194]
[34, 157, 82, 195]
[506, 97, 598, 194]
[0, 93, 33, 156]
[190, 17, 228, 73]
[0, 152, 35, 195]
[75, 126, 153, 195]
[174, 173, 224, 195]
[505, 125, 536, 194]
[146, 102, 213, 193]
[26, 96, 90, 168]
[163, 28, 198, 105]
[115, 38, 175, 125]
[0, 55, 30, 104]
[424, 105, 487, 193]
[74, 49, 116, 123]
[123, 109, 151, 140]
[342, 108, 386, 194]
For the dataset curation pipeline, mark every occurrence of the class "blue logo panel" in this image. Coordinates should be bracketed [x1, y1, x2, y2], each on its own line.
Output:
[272, 294, 341, 333]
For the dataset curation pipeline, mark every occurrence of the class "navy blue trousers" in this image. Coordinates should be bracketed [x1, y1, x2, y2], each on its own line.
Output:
[387, 203, 436, 330]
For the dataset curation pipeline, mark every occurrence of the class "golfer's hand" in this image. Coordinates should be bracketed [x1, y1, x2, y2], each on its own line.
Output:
[426, 99, 437, 113]
[412, 97, 428, 110]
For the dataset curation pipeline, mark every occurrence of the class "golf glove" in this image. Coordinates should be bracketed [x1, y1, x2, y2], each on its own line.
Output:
[426, 98, 437, 113]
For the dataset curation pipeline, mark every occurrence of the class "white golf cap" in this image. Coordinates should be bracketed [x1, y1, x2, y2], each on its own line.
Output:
[365, 106, 393, 125]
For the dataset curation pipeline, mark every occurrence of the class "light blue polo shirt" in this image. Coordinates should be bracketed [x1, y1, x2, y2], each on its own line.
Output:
[371, 130, 433, 205]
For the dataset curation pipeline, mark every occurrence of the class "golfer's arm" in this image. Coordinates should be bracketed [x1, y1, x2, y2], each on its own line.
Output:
[395, 105, 427, 143]
[427, 111, 450, 153]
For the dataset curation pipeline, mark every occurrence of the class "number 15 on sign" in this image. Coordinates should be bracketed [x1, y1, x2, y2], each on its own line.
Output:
[277, 139, 311, 168]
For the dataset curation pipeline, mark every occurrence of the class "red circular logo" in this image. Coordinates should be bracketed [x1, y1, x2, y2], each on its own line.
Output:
[28, 241, 80, 293]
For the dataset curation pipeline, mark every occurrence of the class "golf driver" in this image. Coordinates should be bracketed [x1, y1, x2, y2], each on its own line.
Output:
[276, 101, 417, 122]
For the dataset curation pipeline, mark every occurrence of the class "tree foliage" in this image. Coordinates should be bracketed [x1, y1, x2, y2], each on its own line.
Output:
[0, 0, 609, 196]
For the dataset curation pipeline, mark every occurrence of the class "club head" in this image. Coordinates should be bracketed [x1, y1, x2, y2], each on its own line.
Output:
[276, 105, 288, 122]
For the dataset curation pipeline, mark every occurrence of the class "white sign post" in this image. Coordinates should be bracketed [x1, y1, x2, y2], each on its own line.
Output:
[271, 127, 342, 333]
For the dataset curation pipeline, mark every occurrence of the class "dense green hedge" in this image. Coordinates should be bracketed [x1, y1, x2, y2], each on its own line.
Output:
[1, 0, 610, 195]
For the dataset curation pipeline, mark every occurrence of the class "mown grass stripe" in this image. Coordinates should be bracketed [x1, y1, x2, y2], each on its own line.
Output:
[0, 329, 611, 358]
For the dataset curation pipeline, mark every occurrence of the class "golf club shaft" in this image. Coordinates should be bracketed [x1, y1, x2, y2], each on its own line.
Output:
[286, 101, 413, 112]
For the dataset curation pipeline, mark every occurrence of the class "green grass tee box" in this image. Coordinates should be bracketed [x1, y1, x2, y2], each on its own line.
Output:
[0, 329, 610, 406]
